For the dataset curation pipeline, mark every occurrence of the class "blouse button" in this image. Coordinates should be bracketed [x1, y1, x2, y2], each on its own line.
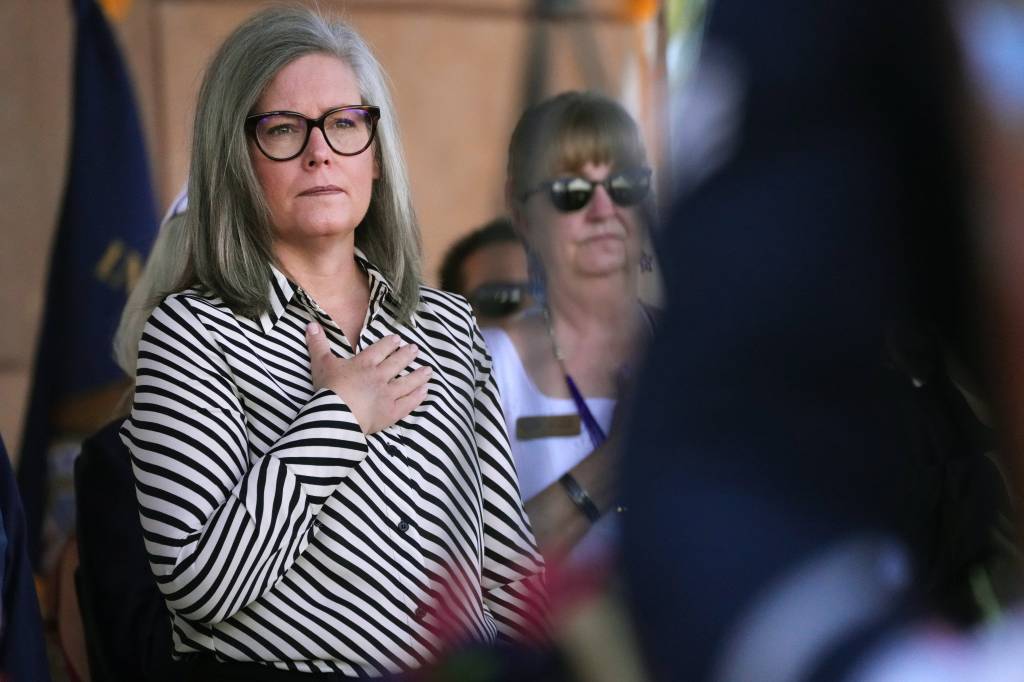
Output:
[398, 519, 411, 533]
[414, 606, 427, 620]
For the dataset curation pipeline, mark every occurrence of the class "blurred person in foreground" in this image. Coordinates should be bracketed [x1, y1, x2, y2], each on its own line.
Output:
[438, 217, 530, 328]
[622, 0, 1012, 680]
[0, 436, 51, 681]
[482, 91, 656, 568]
[119, 7, 545, 680]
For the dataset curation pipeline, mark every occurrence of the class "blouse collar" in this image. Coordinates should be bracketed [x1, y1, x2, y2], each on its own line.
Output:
[254, 247, 399, 334]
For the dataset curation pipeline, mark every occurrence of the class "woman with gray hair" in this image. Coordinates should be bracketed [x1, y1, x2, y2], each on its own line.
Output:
[120, 7, 545, 680]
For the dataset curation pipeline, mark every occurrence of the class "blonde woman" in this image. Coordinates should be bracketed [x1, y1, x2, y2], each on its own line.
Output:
[484, 92, 655, 566]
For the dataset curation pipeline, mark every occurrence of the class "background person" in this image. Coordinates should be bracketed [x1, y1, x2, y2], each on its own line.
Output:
[120, 8, 545, 680]
[0, 436, 51, 681]
[438, 217, 530, 328]
[74, 208, 189, 682]
[482, 91, 656, 565]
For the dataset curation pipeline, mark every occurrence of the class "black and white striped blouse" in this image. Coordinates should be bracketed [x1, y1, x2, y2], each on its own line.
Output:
[121, 250, 546, 676]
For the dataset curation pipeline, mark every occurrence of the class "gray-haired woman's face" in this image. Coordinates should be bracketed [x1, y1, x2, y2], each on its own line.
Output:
[249, 53, 379, 250]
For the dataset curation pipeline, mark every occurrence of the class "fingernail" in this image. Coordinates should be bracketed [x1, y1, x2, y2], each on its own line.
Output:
[307, 322, 320, 335]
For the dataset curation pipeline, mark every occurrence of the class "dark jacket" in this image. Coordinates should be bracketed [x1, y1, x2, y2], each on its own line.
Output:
[75, 417, 184, 682]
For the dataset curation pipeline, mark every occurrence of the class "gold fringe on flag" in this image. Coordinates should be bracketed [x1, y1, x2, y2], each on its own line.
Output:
[99, 0, 133, 23]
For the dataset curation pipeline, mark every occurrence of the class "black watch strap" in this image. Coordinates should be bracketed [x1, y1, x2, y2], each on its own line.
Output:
[559, 473, 601, 523]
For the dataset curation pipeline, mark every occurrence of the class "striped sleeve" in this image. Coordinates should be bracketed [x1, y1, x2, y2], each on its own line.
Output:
[466, 304, 549, 643]
[121, 293, 368, 626]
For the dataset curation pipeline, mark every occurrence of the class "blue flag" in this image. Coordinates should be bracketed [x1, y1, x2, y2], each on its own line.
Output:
[18, 0, 157, 568]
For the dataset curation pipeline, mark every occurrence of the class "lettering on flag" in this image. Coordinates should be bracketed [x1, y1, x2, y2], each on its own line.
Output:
[94, 239, 143, 293]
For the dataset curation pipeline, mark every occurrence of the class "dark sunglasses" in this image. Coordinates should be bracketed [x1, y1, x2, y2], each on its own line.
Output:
[467, 282, 528, 318]
[521, 167, 652, 212]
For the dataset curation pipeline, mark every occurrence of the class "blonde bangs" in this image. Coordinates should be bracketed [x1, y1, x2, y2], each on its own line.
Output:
[509, 92, 647, 196]
[551, 116, 645, 174]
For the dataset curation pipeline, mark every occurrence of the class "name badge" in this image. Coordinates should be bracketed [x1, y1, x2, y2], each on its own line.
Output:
[515, 414, 581, 441]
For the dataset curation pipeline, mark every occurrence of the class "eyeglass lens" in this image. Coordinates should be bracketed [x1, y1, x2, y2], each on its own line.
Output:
[549, 169, 651, 212]
[253, 108, 375, 160]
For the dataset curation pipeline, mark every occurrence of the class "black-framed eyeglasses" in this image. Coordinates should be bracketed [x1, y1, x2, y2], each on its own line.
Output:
[245, 105, 381, 161]
[521, 166, 653, 213]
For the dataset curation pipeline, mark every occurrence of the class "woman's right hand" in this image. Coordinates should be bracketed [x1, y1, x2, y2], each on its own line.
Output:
[305, 322, 431, 434]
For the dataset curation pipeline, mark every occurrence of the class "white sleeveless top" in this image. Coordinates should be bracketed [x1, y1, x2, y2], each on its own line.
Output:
[481, 327, 619, 564]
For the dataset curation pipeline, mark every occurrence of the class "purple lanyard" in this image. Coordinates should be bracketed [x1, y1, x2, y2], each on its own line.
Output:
[547, 304, 655, 449]
[563, 372, 607, 449]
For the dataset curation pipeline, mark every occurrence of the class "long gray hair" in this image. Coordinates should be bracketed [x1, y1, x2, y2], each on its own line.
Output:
[178, 6, 421, 320]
